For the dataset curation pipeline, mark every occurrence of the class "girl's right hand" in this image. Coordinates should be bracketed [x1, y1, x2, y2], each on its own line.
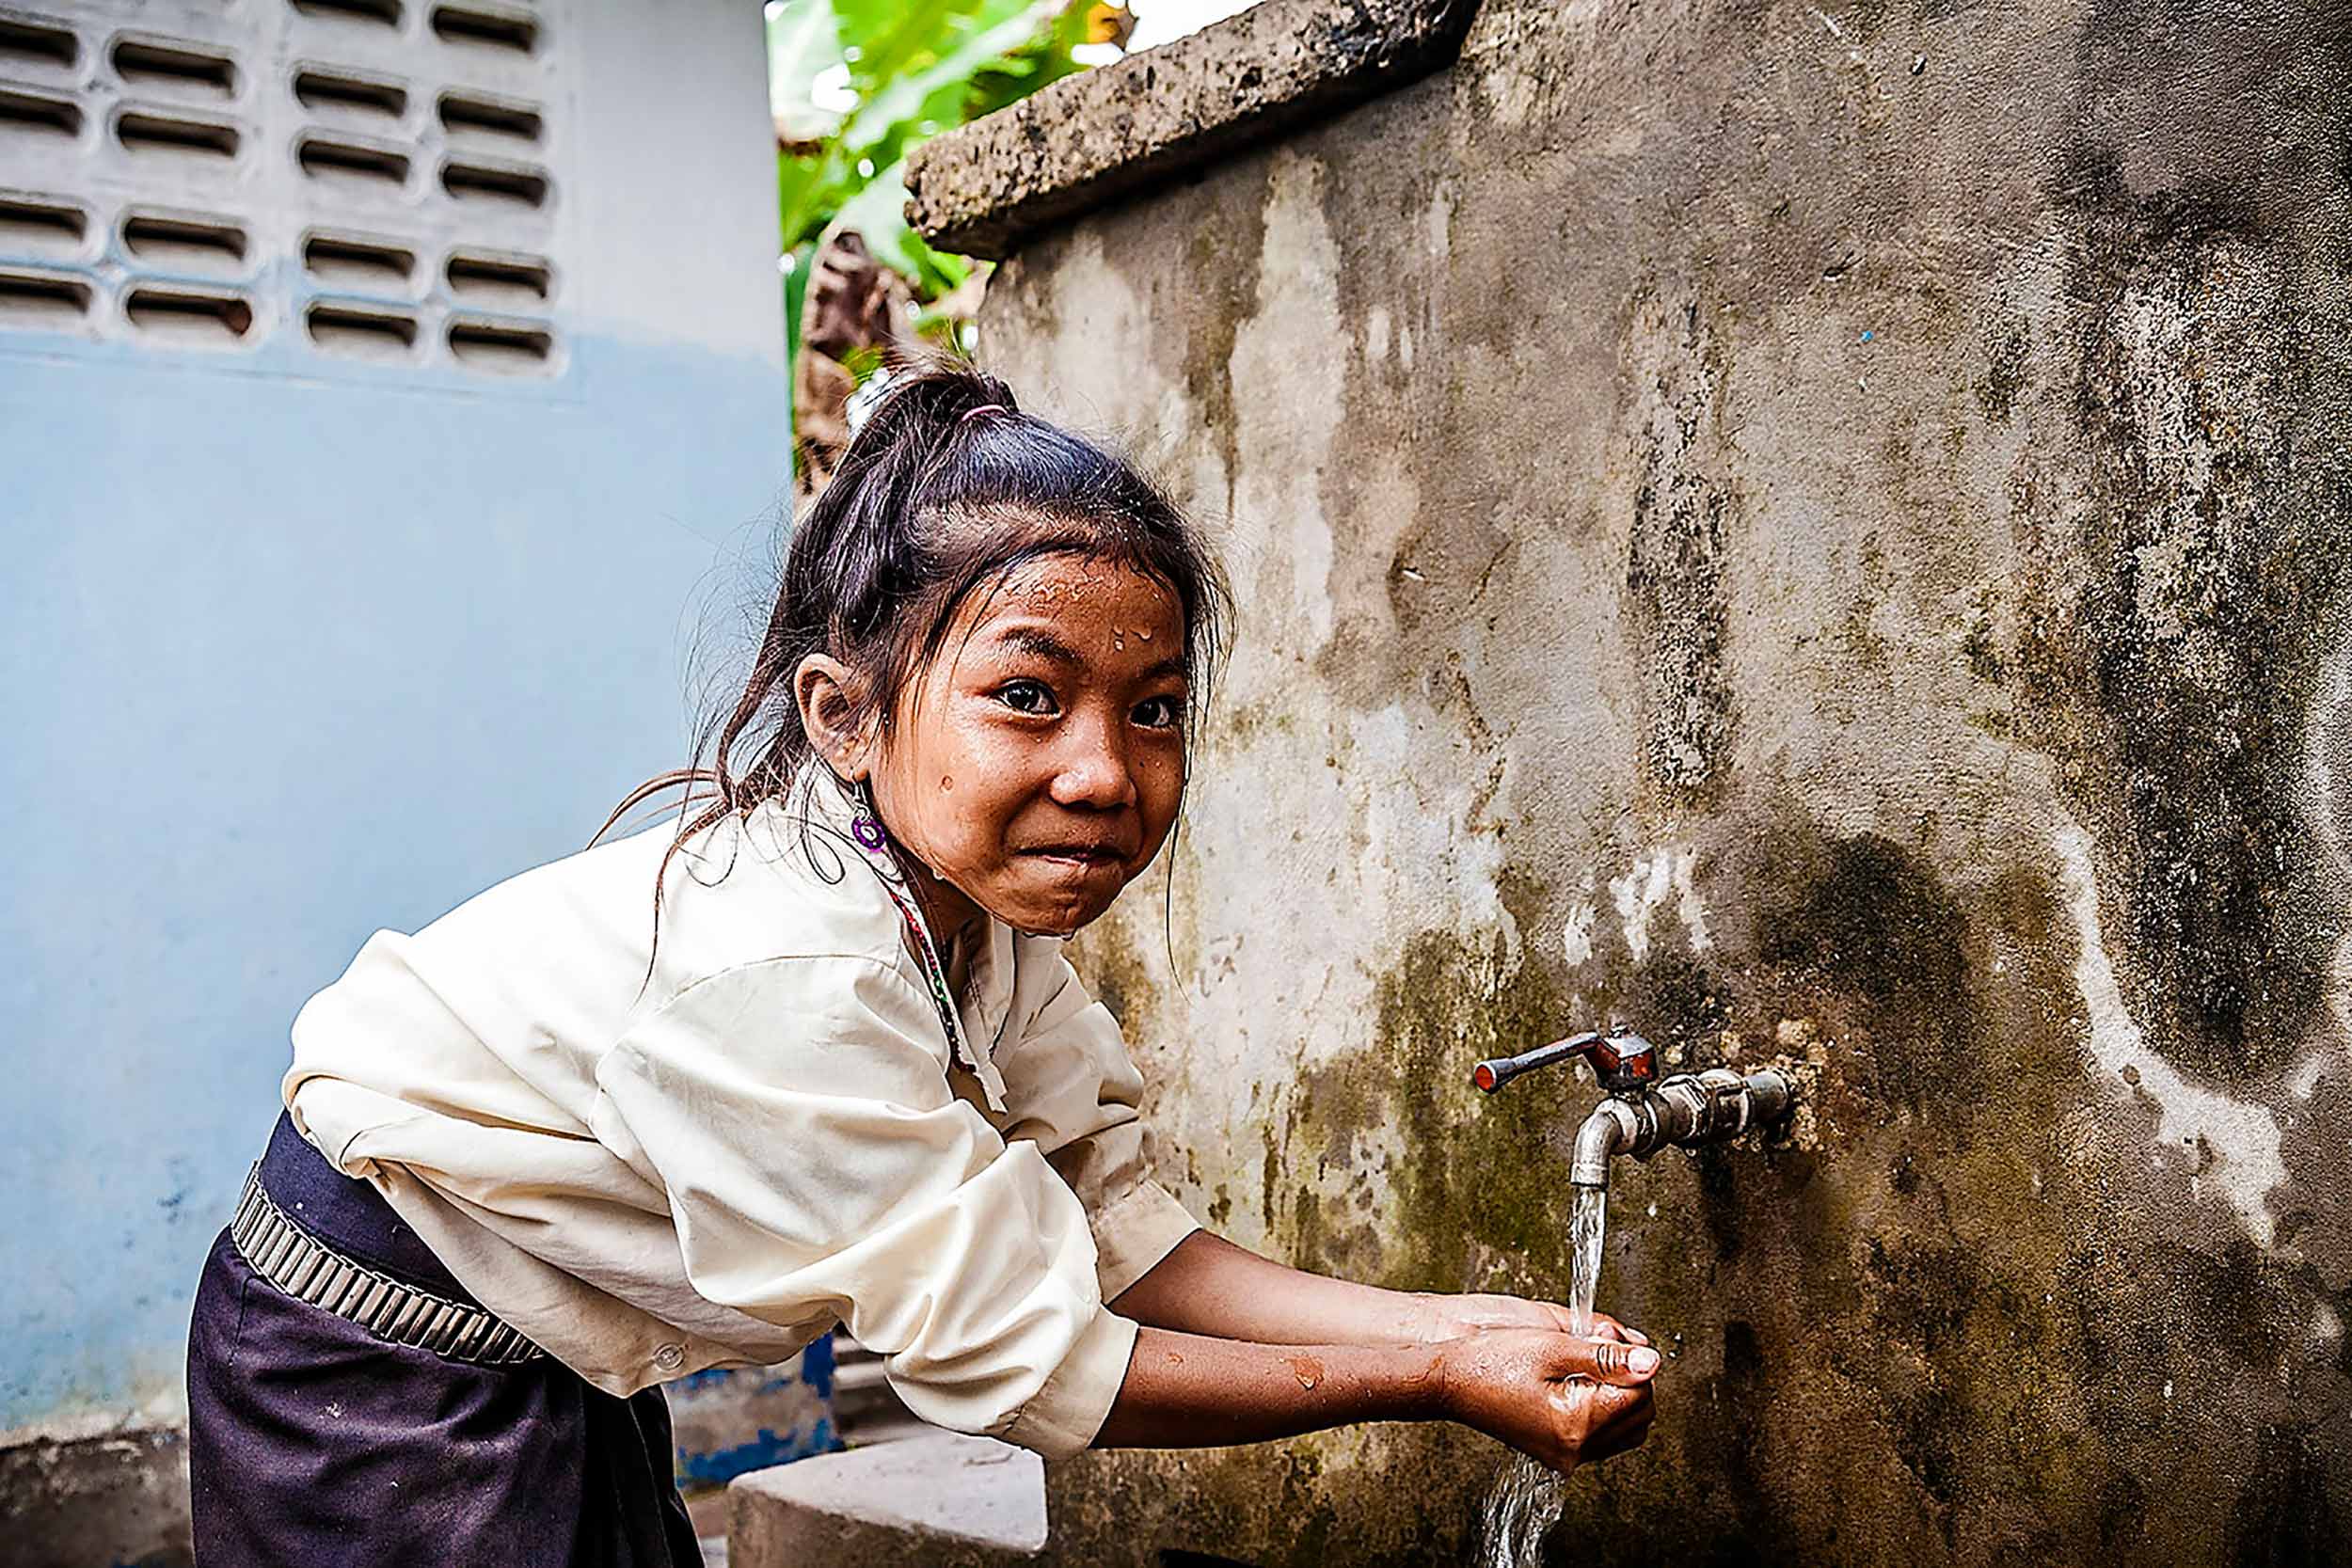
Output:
[1435, 1327, 1660, 1474]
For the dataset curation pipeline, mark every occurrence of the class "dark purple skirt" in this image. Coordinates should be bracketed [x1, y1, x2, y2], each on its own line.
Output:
[185, 1116, 701, 1568]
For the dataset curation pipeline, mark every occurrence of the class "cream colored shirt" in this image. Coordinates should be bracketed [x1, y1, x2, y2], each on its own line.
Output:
[281, 776, 1198, 1460]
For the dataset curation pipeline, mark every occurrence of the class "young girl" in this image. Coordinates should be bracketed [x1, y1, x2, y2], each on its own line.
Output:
[185, 365, 1660, 1565]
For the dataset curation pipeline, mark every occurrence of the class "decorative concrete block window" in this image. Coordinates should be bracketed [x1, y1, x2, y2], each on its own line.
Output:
[0, 0, 565, 375]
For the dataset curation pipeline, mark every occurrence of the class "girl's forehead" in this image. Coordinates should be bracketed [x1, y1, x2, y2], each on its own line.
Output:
[972, 553, 1182, 626]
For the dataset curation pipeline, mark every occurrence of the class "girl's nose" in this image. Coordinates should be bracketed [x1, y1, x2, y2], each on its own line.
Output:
[1050, 717, 1137, 810]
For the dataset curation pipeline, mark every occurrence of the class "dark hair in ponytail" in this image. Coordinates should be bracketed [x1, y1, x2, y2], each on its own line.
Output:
[597, 357, 1231, 959]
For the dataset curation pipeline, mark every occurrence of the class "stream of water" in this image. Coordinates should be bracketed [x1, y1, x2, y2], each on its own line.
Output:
[1470, 1183, 1609, 1567]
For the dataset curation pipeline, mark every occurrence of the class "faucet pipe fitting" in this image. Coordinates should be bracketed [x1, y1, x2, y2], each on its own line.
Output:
[1566, 1068, 1797, 1189]
[1471, 1023, 1797, 1189]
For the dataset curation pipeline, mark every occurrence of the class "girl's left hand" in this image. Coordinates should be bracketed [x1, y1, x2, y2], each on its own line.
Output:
[1407, 1291, 1651, 1348]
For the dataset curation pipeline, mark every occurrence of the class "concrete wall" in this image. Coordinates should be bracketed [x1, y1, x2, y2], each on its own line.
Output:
[970, 0, 2352, 1561]
[0, 0, 789, 1511]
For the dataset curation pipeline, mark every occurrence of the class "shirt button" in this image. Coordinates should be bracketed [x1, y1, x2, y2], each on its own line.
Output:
[652, 1343, 684, 1372]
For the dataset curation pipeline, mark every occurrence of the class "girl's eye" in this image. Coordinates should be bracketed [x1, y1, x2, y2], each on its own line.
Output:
[998, 679, 1058, 716]
[1134, 695, 1185, 730]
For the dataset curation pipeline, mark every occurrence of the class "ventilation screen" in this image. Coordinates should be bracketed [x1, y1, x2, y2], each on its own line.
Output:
[0, 3, 567, 376]
[438, 91, 542, 144]
[113, 39, 239, 99]
[0, 16, 77, 70]
[0, 269, 90, 326]
[125, 285, 255, 343]
[0, 196, 87, 257]
[123, 213, 251, 270]
[308, 301, 421, 359]
[441, 157, 548, 208]
[446, 250, 549, 306]
[305, 232, 418, 286]
[0, 87, 82, 138]
[294, 70, 409, 119]
[431, 6, 539, 55]
[290, 0, 404, 25]
[298, 135, 412, 187]
[118, 111, 244, 160]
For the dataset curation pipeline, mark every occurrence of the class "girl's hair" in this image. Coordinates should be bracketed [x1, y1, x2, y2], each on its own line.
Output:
[597, 358, 1232, 957]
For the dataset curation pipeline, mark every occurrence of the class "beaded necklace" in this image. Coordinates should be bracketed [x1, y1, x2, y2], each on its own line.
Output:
[839, 782, 1010, 1113]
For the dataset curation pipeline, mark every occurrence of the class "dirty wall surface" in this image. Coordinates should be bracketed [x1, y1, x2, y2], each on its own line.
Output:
[974, 0, 2352, 1561]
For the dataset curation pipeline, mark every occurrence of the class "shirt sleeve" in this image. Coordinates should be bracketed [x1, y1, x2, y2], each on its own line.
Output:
[993, 952, 1200, 1303]
[589, 954, 1136, 1458]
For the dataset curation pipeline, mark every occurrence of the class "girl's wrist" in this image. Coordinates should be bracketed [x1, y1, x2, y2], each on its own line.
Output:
[1390, 1342, 1455, 1424]
[1402, 1344, 1458, 1429]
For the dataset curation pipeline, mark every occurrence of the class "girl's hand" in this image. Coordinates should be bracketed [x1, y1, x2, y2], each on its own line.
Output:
[1435, 1328, 1660, 1475]
[1408, 1291, 1652, 1350]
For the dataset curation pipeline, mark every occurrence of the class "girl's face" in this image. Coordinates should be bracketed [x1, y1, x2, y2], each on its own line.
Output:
[868, 553, 1190, 937]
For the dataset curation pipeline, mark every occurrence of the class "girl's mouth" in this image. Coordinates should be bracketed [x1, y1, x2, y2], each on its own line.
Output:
[1025, 846, 1127, 869]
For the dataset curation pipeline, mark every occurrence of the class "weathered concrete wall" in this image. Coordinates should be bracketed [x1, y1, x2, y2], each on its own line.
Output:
[966, 0, 2352, 1561]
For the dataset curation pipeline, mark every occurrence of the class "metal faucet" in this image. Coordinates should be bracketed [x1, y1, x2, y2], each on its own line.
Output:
[1471, 1026, 1796, 1189]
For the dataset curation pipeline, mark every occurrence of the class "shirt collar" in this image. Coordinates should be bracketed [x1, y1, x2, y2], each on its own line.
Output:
[793, 768, 1017, 1107]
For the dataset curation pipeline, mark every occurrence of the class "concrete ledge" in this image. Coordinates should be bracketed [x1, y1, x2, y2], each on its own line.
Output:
[728, 1431, 1049, 1567]
[904, 0, 1482, 260]
[0, 1427, 191, 1568]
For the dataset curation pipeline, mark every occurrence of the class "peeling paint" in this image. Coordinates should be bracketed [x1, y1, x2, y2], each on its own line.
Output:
[2054, 817, 2287, 1248]
[1231, 148, 1343, 656]
[1609, 847, 1712, 964]
[1561, 890, 1597, 967]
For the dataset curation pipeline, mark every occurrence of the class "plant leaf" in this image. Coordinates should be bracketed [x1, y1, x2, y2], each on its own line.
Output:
[767, 0, 850, 143]
[840, 0, 1046, 155]
[824, 156, 970, 295]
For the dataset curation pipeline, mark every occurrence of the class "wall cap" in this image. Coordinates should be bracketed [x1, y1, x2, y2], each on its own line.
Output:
[904, 0, 1482, 261]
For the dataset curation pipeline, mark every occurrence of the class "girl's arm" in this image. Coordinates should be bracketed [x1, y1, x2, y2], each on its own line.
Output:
[1111, 1229, 1618, 1348]
[1095, 1323, 1657, 1474]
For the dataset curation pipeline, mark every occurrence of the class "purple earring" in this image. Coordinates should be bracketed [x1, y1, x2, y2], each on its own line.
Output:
[850, 784, 888, 851]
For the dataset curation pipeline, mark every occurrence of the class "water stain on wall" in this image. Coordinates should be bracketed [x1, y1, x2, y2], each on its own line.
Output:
[1623, 293, 1739, 808]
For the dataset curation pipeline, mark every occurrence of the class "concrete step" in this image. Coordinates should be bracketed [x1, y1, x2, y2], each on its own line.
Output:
[728, 1431, 1047, 1568]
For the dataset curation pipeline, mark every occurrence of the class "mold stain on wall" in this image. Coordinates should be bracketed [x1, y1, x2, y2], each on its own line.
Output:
[2012, 198, 2352, 1091]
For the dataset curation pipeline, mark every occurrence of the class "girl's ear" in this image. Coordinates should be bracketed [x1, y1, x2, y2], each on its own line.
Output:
[793, 653, 873, 781]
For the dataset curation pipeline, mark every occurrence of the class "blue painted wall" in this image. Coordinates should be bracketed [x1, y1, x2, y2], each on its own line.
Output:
[0, 0, 792, 1437]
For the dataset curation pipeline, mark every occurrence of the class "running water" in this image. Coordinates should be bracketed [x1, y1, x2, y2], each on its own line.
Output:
[1470, 1184, 1609, 1567]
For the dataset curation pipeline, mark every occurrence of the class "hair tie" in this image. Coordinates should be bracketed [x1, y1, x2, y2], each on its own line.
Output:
[961, 404, 1009, 425]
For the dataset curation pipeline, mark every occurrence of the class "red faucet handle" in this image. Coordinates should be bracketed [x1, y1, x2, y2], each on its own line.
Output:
[1470, 1029, 1663, 1094]
[1586, 1031, 1659, 1086]
[1470, 1032, 1598, 1093]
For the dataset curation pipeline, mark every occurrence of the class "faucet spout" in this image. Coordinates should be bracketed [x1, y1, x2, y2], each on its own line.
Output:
[1570, 1098, 1640, 1189]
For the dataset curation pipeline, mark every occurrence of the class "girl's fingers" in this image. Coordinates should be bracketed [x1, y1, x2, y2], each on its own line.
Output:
[1581, 1386, 1656, 1457]
[1546, 1307, 1651, 1348]
[1582, 1311, 1650, 1348]
[1586, 1404, 1657, 1464]
[1587, 1382, 1653, 1433]
[1547, 1335, 1661, 1385]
